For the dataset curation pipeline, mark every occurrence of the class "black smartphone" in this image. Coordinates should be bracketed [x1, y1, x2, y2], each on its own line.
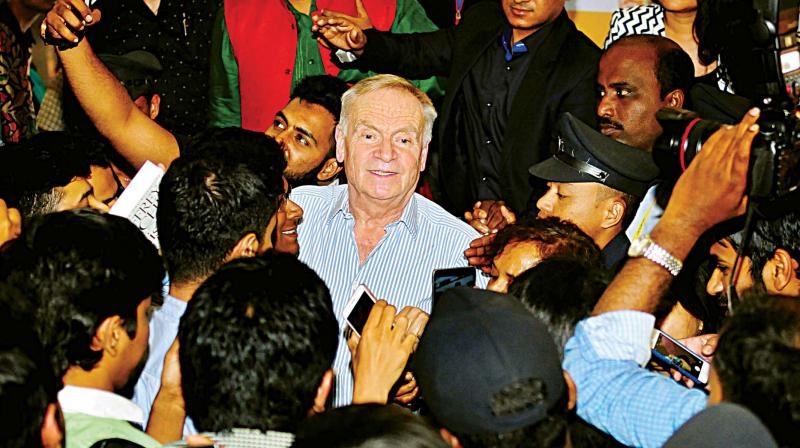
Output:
[432, 267, 476, 306]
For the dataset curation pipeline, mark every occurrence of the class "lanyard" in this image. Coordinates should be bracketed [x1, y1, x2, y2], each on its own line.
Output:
[455, 0, 464, 25]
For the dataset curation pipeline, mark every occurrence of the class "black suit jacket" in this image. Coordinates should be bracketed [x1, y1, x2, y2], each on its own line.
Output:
[347, 2, 600, 214]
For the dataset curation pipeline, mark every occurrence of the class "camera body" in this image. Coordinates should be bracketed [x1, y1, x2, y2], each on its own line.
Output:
[654, 0, 800, 213]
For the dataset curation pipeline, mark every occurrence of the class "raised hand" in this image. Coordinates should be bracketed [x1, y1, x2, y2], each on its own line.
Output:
[351, 301, 426, 404]
[315, 0, 373, 31]
[311, 13, 367, 54]
[464, 200, 516, 236]
[41, 0, 101, 46]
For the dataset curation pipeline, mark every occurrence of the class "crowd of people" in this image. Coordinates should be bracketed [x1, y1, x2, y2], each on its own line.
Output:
[0, 0, 798, 447]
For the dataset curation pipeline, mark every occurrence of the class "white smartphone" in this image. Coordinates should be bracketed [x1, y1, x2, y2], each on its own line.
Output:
[342, 284, 377, 337]
[650, 329, 711, 386]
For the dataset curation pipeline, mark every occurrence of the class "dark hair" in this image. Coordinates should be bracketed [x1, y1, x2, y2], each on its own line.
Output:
[294, 404, 449, 448]
[179, 252, 338, 433]
[0, 284, 60, 448]
[747, 211, 800, 282]
[0, 209, 164, 378]
[0, 132, 91, 219]
[606, 35, 695, 99]
[291, 75, 349, 155]
[509, 257, 609, 356]
[157, 128, 286, 285]
[454, 385, 569, 448]
[490, 217, 602, 267]
[713, 291, 800, 446]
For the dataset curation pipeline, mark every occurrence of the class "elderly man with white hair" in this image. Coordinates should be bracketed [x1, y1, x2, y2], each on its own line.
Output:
[292, 74, 484, 407]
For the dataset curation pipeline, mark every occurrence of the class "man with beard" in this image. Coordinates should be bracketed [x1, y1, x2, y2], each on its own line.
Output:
[266, 75, 348, 187]
[41, 6, 346, 186]
[0, 209, 165, 448]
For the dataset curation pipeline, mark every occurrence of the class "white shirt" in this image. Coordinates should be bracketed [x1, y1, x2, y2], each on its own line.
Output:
[58, 385, 146, 425]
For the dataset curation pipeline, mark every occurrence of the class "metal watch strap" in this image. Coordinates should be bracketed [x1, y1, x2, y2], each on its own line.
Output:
[643, 239, 682, 276]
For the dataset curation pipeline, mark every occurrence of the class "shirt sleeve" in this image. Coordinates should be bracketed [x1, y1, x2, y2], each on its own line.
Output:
[207, 6, 242, 128]
[563, 311, 708, 448]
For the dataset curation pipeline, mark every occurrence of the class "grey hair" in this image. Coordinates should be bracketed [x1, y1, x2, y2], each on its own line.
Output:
[338, 74, 437, 146]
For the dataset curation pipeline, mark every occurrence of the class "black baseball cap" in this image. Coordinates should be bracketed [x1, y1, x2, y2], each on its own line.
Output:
[98, 51, 162, 100]
[413, 287, 565, 435]
[663, 403, 777, 448]
[529, 113, 659, 198]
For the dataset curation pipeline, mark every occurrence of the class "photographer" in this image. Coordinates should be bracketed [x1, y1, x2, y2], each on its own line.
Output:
[563, 108, 800, 447]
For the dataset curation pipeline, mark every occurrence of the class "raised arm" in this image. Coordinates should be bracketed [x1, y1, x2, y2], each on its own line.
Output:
[592, 108, 760, 315]
[43, 1, 179, 170]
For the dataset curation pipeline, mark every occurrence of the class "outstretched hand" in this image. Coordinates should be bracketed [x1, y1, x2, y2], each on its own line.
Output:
[662, 108, 760, 239]
[314, 0, 373, 31]
[42, 0, 101, 46]
[464, 200, 516, 236]
[351, 301, 428, 404]
[311, 12, 367, 55]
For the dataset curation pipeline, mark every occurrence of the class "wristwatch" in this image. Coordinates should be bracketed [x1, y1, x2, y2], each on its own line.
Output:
[627, 235, 683, 276]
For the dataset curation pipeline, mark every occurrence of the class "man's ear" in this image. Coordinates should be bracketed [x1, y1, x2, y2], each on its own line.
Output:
[94, 316, 121, 356]
[664, 89, 685, 109]
[309, 369, 334, 416]
[419, 140, 430, 172]
[335, 125, 346, 164]
[601, 197, 625, 229]
[41, 403, 63, 448]
[149, 94, 161, 120]
[440, 428, 462, 448]
[229, 232, 259, 261]
[317, 158, 343, 183]
[766, 249, 800, 294]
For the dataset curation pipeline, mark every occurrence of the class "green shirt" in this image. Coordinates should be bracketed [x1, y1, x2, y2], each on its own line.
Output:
[64, 412, 161, 448]
[208, 0, 444, 128]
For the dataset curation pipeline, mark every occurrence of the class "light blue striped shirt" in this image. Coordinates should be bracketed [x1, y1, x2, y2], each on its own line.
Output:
[563, 311, 707, 447]
[292, 184, 486, 406]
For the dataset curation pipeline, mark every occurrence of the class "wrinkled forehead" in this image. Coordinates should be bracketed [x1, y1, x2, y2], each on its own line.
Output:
[349, 88, 425, 130]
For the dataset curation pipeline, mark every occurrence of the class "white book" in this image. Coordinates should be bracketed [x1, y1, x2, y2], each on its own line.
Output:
[109, 161, 164, 249]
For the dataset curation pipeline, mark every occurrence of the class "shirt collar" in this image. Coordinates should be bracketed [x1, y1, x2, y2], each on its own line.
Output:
[58, 385, 145, 424]
[325, 188, 420, 237]
[501, 28, 529, 62]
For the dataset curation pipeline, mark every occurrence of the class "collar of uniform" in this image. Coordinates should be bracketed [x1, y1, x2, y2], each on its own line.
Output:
[58, 385, 145, 425]
[325, 188, 419, 237]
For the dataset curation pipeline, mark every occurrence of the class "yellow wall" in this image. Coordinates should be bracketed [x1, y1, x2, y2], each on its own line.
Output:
[568, 10, 613, 48]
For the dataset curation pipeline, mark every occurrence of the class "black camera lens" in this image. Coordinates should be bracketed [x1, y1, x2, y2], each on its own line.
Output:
[653, 108, 722, 181]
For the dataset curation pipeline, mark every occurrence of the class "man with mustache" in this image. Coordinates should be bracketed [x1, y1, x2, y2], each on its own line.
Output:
[465, 35, 694, 269]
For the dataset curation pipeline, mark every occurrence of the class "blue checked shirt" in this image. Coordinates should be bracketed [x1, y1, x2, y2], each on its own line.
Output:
[292, 184, 486, 406]
[563, 311, 707, 447]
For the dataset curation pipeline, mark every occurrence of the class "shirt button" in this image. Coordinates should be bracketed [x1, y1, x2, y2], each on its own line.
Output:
[284, 69, 291, 75]
[486, 102, 492, 107]
[481, 177, 487, 182]
[308, 59, 315, 65]
[505, 66, 511, 71]
[485, 139, 492, 145]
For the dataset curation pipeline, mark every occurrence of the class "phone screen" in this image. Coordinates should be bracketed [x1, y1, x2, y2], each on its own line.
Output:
[347, 291, 375, 337]
[652, 333, 706, 381]
[433, 267, 476, 305]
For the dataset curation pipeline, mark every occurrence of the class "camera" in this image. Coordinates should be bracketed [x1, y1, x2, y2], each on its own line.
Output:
[653, 0, 800, 214]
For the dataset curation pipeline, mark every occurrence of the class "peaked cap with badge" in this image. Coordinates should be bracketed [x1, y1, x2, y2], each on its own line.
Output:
[529, 113, 660, 198]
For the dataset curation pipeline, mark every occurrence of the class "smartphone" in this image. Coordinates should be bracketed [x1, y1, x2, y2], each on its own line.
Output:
[432, 267, 476, 306]
[650, 329, 711, 386]
[343, 284, 377, 337]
